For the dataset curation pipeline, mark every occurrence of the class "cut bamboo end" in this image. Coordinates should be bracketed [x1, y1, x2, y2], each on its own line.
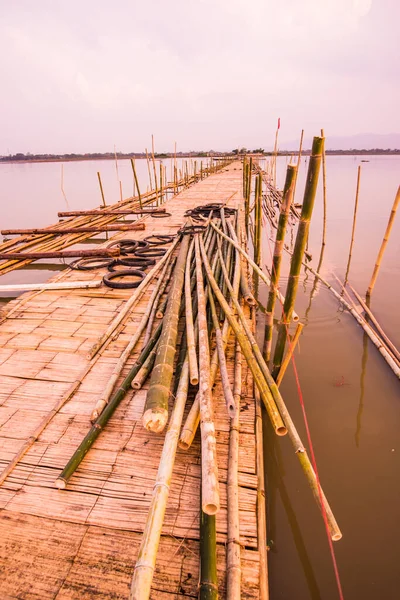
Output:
[332, 532, 343, 542]
[90, 410, 99, 423]
[202, 501, 220, 516]
[190, 375, 199, 386]
[55, 478, 66, 490]
[243, 294, 256, 306]
[276, 425, 288, 436]
[178, 429, 194, 450]
[131, 381, 142, 390]
[142, 408, 168, 433]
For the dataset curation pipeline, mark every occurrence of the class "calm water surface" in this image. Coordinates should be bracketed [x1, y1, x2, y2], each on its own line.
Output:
[0, 155, 399, 599]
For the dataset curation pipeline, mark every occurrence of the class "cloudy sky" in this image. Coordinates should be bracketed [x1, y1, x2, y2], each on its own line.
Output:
[0, 0, 398, 153]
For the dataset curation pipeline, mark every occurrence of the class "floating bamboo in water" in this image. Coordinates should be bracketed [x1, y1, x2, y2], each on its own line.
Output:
[366, 185, 400, 299]
[264, 164, 297, 362]
[185, 239, 199, 385]
[272, 136, 323, 379]
[276, 322, 304, 387]
[227, 338, 242, 599]
[143, 235, 190, 433]
[344, 165, 362, 285]
[1, 224, 146, 235]
[194, 234, 220, 515]
[129, 356, 190, 600]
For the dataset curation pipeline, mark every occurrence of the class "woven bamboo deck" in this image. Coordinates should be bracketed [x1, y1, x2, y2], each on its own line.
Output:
[0, 163, 265, 599]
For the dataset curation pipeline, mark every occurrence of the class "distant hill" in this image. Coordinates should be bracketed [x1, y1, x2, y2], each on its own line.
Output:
[279, 133, 400, 151]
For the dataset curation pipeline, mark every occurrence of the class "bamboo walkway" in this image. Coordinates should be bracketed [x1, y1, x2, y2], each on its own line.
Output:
[0, 163, 264, 599]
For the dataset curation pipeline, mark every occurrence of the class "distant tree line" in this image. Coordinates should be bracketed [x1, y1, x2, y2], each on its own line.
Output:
[1, 148, 399, 163]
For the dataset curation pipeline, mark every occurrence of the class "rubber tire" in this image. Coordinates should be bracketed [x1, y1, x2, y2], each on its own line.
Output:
[103, 269, 146, 289]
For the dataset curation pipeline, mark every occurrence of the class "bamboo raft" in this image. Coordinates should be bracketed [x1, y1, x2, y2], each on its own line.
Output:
[0, 163, 265, 598]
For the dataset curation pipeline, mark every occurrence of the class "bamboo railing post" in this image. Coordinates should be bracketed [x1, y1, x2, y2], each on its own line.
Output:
[292, 129, 304, 202]
[366, 185, 400, 299]
[264, 164, 297, 362]
[272, 136, 323, 379]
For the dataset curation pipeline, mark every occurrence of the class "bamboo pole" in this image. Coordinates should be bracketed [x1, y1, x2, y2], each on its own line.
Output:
[142, 257, 176, 350]
[276, 323, 304, 387]
[56, 327, 162, 489]
[344, 165, 362, 285]
[0, 280, 102, 293]
[264, 164, 297, 362]
[97, 172, 107, 207]
[130, 159, 143, 209]
[185, 239, 199, 386]
[0, 248, 120, 260]
[366, 185, 400, 299]
[254, 385, 269, 600]
[215, 234, 342, 539]
[207, 220, 299, 322]
[194, 234, 220, 515]
[87, 236, 180, 359]
[292, 129, 304, 203]
[143, 235, 190, 433]
[273, 118, 280, 187]
[227, 339, 242, 599]
[348, 282, 400, 362]
[129, 356, 190, 599]
[90, 251, 175, 421]
[58, 209, 165, 217]
[1, 224, 145, 235]
[200, 506, 218, 600]
[272, 136, 323, 378]
[320, 129, 327, 248]
[131, 344, 158, 390]
[199, 235, 286, 436]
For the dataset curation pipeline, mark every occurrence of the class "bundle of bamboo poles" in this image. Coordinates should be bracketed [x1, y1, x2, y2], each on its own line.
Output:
[52, 187, 341, 598]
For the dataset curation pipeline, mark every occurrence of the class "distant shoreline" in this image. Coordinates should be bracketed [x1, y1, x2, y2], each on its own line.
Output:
[0, 149, 399, 165]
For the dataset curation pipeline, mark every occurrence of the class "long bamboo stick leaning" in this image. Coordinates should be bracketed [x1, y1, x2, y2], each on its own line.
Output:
[207, 219, 299, 321]
[87, 236, 180, 359]
[366, 185, 400, 299]
[129, 356, 190, 599]
[208, 284, 236, 418]
[216, 235, 342, 539]
[56, 325, 163, 489]
[264, 164, 297, 362]
[276, 322, 304, 387]
[272, 136, 323, 378]
[185, 239, 199, 385]
[199, 235, 286, 436]
[227, 339, 242, 599]
[143, 235, 190, 433]
[344, 165, 361, 285]
[90, 252, 175, 421]
[194, 234, 220, 515]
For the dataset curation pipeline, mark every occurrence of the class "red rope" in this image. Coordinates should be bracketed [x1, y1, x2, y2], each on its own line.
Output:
[263, 209, 345, 600]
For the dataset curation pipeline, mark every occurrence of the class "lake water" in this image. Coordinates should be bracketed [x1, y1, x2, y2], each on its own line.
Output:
[0, 155, 399, 599]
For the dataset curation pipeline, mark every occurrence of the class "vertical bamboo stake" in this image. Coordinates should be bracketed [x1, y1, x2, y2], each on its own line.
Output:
[194, 234, 220, 515]
[292, 128, 304, 202]
[159, 162, 163, 205]
[264, 164, 297, 362]
[130, 159, 142, 209]
[60, 164, 69, 208]
[273, 118, 280, 187]
[97, 172, 106, 207]
[114, 145, 123, 201]
[272, 136, 323, 379]
[255, 173, 262, 269]
[366, 185, 400, 299]
[145, 148, 153, 191]
[320, 129, 327, 248]
[151, 134, 159, 206]
[344, 165, 362, 285]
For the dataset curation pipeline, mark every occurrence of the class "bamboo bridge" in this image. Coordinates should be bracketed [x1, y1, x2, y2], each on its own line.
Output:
[0, 162, 267, 599]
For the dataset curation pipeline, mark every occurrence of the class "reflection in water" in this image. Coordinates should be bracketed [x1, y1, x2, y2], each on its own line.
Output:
[355, 331, 369, 448]
[264, 416, 322, 600]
